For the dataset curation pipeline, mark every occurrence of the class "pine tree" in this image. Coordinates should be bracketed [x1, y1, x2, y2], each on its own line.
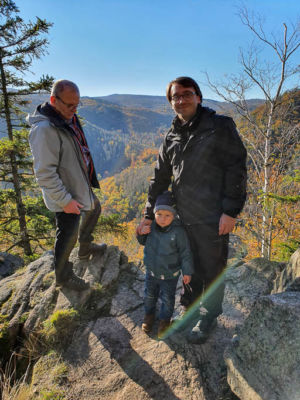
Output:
[0, 0, 53, 255]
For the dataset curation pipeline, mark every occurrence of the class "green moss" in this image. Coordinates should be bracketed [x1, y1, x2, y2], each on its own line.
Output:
[92, 282, 103, 293]
[24, 253, 40, 265]
[19, 312, 29, 324]
[41, 309, 79, 348]
[0, 313, 8, 323]
[39, 389, 66, 400]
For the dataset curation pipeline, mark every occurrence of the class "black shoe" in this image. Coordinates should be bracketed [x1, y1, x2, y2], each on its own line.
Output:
[78, 243, 107, 260]
[187, 317, 217, 344]
[57, 273, 90, 291]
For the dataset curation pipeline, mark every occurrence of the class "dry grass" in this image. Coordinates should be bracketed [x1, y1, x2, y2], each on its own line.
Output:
[0, 353, 32, 400]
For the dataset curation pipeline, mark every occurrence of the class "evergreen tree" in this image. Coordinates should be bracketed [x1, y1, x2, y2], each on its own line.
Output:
[0, 0, 53, 255]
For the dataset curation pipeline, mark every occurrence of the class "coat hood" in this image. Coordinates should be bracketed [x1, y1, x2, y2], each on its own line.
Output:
[26, 102, 70, 129]
[26, 104, 49, 126]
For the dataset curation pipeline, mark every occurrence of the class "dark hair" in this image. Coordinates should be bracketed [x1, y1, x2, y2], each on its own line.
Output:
[166, 76, 202, 103]
[51, 79, 79, 97]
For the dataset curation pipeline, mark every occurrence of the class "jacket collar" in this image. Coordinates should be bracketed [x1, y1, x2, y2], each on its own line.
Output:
[38, 102, 75, 130]
[168, 105, 216, 141]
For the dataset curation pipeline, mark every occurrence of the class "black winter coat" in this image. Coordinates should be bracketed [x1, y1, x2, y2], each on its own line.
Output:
[145, 106, 247, 224]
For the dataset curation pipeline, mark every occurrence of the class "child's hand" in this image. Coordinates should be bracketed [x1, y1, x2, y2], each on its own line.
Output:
[183, 275, 191, 284]
[141, 225, 151, 235]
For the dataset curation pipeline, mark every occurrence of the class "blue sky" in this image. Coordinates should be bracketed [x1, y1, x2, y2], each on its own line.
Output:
[18, 0, 300, 100]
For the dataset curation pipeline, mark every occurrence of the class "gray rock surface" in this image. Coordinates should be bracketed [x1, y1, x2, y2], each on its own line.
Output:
[225, 292, 300, 400]
[272, 247, 300, 293]
[0, 251, 24, 279]
[0, 244, 236, 399]
[1, 245, 300, 400]
[228, 234, 246, 260]
[224, 250, 300, 399]
[223, 257, 284, 334]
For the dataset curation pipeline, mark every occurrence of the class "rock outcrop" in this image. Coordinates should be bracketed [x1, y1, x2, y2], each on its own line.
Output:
[225, 291, 300, 400]
[224, 248, 300, 400]
[0, 251, 24, 279]
[272, 247, 300, 293]
[0, 246, 299, 399]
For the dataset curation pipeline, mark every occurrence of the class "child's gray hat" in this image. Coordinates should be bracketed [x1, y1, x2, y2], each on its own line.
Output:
[154, 191, 176, 214]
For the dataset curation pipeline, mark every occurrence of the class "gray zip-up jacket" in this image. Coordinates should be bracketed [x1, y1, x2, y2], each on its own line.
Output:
[27, 103, 99, 212]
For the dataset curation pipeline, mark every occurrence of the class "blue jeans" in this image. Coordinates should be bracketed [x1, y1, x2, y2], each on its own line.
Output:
[144, 272, 179, 321]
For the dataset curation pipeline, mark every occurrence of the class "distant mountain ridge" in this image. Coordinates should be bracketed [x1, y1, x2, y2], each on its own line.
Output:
[96, 93, 257, 113]
[1, 93, 264, 176]
[95, 94, 171, 111]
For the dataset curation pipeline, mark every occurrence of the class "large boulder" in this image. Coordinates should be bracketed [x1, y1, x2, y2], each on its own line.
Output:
[0, 245, 129, 366]
[223, 257, 285, 328]
[224, 249, 300, 400]
[225, 291, 300, 400]
[0, 252, 24, 279]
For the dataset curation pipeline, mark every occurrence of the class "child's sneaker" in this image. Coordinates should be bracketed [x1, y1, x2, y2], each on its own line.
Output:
[157, 319, 171, 339]
[142, 314, 155, 333]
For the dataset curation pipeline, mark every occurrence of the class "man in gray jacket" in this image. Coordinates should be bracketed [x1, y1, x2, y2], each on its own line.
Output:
[28, 80, 106, 291]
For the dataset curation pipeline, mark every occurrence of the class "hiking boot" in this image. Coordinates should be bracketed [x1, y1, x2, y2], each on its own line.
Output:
[78, 242, 107, 260]
[57, 272, 90, 291]
[142, 314, 155, 333]
[157, 319, 171, 340]
[186, 316, 217, 344]
[172, 306, 201, 333]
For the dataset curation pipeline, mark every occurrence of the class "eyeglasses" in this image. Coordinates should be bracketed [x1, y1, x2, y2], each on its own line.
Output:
[55, 95, 82, 110]
[171, 91, 197, 103]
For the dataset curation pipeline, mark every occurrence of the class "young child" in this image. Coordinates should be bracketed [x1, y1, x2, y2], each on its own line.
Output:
[137, 191, 194, 339]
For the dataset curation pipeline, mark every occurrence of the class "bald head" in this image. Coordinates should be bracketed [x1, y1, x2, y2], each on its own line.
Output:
[51, 79, 80, 97]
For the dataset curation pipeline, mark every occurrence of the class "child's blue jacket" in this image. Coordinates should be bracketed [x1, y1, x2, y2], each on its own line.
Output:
[137, 218, 194, 280]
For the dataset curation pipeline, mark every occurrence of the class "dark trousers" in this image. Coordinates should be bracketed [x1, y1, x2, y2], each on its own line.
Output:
[144, 272, 179, 321]
[180, 223, 229, 319]
[54, 194, 101, 281]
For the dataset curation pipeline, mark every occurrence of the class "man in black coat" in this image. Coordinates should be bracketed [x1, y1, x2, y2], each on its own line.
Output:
[137, 77, 247, 343]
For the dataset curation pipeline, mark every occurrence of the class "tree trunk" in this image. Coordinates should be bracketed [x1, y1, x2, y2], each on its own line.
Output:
[261, 103, 274, 259]
[0, 53, 32, 256]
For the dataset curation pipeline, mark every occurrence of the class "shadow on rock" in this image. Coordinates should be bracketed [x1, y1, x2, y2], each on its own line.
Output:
[65, 314, 182, 400]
